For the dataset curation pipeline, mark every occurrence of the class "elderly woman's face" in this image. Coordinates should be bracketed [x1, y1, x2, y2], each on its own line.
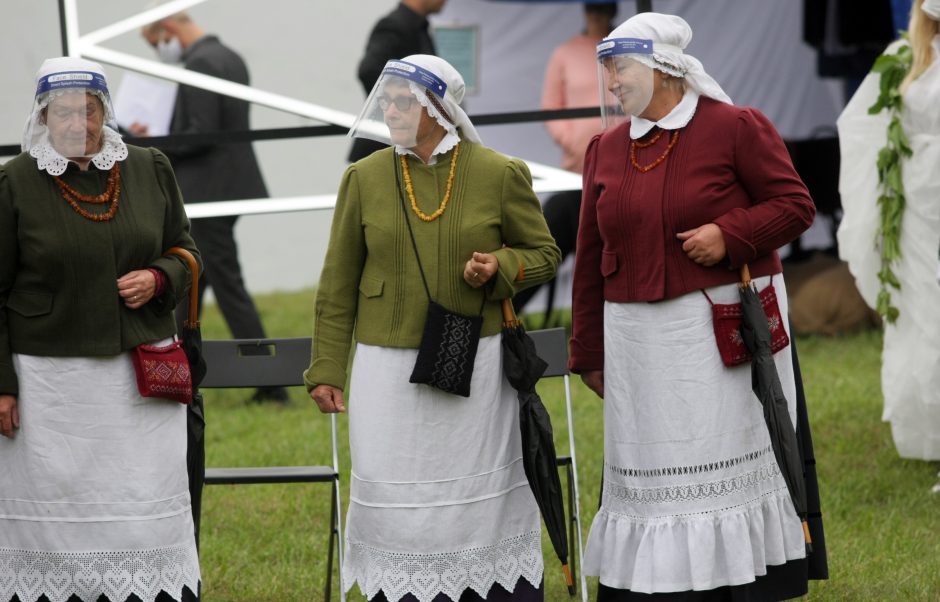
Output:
[379, 82, 437, 148]
[603, 56, 654, 117]
[44, 92, 105, 158]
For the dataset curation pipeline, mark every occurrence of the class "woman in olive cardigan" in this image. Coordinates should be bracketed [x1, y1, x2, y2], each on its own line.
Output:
[306, 55, 560, 602]
[0, 58, 201, 602]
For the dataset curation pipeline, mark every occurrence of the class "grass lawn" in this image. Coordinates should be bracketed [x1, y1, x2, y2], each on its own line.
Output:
[195, 289, 939, 601]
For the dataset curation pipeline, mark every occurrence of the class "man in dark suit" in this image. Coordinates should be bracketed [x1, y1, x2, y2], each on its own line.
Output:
[141, 11, 285, 402]
[348, 0, 447, 162]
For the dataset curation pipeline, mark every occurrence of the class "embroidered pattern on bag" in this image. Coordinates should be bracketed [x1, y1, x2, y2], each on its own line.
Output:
[0, 545, 200, 602]
[141, 358, 191, 396]
[605, 445, 773, 479]
[431, 313, 473, 390]
[344, 531, 543, 602]
[603, 462, 782, 505]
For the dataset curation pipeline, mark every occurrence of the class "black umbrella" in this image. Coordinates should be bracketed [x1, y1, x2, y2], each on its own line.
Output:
[501, 299, 574, 595]
[165, 246, 207, 549]
[737, 266, 812, 552]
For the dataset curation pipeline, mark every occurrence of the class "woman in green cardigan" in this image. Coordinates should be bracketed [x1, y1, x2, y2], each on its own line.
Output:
[306, 55, 560, 602]
[0, 58, 201, 602]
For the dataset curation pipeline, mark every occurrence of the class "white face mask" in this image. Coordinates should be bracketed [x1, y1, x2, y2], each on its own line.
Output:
[156, 37, 183, 64]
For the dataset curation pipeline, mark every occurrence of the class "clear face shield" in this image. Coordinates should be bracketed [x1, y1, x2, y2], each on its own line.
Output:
[349, 60, 449, 149]
[22, 71, 115, 159]
[596, 38, 656, 129]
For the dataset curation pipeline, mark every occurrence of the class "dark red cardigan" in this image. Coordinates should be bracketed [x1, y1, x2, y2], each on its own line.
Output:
[569, 97, 815, 373]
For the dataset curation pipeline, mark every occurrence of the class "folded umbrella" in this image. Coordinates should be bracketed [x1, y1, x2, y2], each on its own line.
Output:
[501, 299, 574, 595]
[737, 265, 812, 552]
[165, 246, 207, 549]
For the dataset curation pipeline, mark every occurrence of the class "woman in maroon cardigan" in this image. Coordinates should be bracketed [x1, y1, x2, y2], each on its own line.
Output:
[570, 13, 822, 601]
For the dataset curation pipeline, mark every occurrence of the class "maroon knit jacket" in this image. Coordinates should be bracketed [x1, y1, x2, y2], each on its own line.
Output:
[569, 97, 815, 372]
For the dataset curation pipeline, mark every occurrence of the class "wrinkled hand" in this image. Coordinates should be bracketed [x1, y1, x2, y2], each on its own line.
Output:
[117, 270, 157, 309]
[311, 385, 346, 413]
[0, 394, 19, 439]
[580, 370, 604, 399]
[677, 223, 726, 267]
[464, 251, 499, 289]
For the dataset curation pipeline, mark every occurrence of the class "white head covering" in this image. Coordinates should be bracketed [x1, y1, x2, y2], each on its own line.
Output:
[22, 56, 127, 175]
[605, 13, 732, 105]
[396, 54, 482, 144]
[923, 0, 940, 19]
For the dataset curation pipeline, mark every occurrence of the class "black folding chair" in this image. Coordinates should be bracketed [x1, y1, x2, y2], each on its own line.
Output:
[527, 328, 587, 601]
[200, 337, 344, 602]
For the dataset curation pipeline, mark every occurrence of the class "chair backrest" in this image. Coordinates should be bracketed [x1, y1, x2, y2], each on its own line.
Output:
[200, 337, 312, 389]
[527, 327, 569, 377]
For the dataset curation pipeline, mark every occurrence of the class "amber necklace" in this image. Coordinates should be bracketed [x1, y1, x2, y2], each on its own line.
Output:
[400, 143, 459, 222]
[630, 128, 680, 173]
[53, 163, 121, 222]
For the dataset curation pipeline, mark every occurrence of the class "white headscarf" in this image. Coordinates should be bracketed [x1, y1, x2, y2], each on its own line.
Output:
[923, 0, 940, 20]
[606, 13, 732, 105]
[399, 54, 482, 144]
[22, 56, 127, 175]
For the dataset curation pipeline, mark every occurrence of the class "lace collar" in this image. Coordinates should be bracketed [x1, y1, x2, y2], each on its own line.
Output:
[29, 126, 129, 176]
[395, 131, 460, 165]
[630, 90, 700, 139]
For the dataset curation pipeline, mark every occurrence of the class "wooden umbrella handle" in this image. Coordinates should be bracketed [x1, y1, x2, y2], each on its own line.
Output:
[740, 264, 752, 288]
[164, 246, 200, 328]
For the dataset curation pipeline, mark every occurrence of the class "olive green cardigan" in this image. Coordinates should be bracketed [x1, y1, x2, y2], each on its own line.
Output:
[0, 146, 201, 395]
[305, 142, 561, 391]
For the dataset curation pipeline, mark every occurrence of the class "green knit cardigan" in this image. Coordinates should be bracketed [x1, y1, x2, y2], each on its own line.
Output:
[305, 141, 561, 390]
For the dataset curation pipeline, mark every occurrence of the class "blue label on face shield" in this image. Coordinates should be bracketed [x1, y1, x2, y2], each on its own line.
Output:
[381, 60, 448, 98]
[596, 38, 654, 61]
[36, 71, 110, 96]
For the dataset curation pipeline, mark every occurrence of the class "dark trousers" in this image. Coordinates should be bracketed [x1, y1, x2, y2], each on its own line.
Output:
[177, 215, 267, 340]
[512, 189, 582, 314]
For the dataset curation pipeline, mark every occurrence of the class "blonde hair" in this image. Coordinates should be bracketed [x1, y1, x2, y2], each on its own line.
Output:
[901, 3, 939, 94]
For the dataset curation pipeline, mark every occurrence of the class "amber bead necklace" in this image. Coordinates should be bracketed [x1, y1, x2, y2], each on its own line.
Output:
[53, 163, 121, 222]
[630, 128, 680, 173]
[400, 143, 460, 222]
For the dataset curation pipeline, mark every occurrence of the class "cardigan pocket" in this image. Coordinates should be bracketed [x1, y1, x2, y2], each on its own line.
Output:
[358, 276, 385, 298]
[600, 251, 619, 277]
[6, 290, 54, 317]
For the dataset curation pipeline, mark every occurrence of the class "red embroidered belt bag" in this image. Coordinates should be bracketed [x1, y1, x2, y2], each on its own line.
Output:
[701, 270, 789, 368]
[131, 339, 193, 404]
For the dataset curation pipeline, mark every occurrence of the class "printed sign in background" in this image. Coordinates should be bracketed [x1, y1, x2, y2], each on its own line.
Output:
[434, 24, 480, 95]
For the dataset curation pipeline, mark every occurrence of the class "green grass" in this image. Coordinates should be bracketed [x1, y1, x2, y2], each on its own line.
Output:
[196, 290, 939, 602]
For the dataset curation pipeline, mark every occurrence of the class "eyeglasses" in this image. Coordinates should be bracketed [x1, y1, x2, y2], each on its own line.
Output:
[377, 95, 417, 112]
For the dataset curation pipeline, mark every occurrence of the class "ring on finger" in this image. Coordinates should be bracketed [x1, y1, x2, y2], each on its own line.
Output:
[472, 271, 479, 279]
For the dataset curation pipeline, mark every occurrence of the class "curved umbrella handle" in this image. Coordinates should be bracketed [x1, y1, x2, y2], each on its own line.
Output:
[739, 264, 752, 289]
[164, 246, 200, 329]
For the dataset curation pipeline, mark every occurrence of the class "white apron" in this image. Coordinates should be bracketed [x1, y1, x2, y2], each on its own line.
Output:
[343, 335, 543, 602]
[584, 276, 806, 593]
[0, 349, 200, 602]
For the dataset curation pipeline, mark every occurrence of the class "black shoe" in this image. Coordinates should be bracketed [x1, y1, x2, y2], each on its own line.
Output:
[250, 386, 289, 404]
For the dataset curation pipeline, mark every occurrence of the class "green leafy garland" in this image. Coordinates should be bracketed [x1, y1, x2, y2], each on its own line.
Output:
[867, 40, 913, 323]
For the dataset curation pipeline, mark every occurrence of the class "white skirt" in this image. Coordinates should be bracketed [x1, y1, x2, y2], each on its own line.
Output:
[584, 275, 806, 594]
[0, 348, 201, 602]
[344, 335, 543, 602]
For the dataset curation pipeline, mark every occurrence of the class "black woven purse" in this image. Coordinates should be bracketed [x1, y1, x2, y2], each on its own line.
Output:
[394, 153, 484, 397]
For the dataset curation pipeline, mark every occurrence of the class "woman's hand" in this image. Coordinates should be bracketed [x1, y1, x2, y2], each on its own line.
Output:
[117, 269, 157, 309]
[464, 251, 499, 289]
[677, 223, 727, 267]
[0, 394, 19, 439]
[580, 370, 604, 399]
[311, 385, 346, 414]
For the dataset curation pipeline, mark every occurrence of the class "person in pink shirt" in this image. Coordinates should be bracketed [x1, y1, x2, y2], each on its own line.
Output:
[513, 2, 616, 314]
